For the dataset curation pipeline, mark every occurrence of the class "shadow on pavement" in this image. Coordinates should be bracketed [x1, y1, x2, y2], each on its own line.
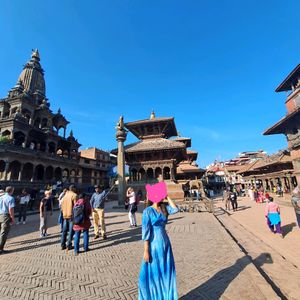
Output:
[180, 253, 273, 300]
[236, 205, 251, 212]
[90, 226, 141, 250]
[281, 222, 297, 238]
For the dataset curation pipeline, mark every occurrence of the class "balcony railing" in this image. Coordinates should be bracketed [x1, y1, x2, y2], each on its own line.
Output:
[0, 142, 78, 163]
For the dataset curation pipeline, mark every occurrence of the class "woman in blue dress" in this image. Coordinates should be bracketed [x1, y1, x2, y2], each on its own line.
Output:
[139, 196, 179, 300]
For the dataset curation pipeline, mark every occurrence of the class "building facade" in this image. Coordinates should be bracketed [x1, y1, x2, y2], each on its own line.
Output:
[264, 63, 300, 187]
[0, 50, 112, 191]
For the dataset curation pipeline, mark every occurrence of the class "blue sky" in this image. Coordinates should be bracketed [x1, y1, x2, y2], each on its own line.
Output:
[0, 0, 299, 167]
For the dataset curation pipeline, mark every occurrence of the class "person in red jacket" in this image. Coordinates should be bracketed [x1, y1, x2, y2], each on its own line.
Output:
[73, 193, 92, 255]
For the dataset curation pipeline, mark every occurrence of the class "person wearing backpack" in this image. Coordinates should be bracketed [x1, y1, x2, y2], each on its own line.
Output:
[61, 185, 78, 250]
[73, 193, 92, 255]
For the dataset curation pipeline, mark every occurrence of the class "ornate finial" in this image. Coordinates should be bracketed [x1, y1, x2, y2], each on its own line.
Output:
[150, 109, 155, 120]
[115, 115, 127, 142]
[57, 108, 61, 114]
[116, 115, 124, 130]
[177, 131, 181, 137]
[70, 130, 74, 137]
[31, 49, 40, 60]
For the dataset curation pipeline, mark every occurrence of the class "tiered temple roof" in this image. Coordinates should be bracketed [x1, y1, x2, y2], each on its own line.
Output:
[125, 138, 185, 153]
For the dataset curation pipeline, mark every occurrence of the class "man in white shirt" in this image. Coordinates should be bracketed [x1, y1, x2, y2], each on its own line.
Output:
[0, 186, 15, 254]
[17, 189, 30, 225]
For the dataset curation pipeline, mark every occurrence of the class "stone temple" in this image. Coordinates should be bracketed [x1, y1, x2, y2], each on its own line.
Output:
[0, 50, 113, 190]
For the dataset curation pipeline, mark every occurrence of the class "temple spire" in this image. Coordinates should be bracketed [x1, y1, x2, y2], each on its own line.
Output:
[31, 49, 40, 61]
[150, 110, 155, 120]
[14, 49, 45, 100]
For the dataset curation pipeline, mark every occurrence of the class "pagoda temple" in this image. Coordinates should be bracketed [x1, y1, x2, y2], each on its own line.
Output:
[113, 111, 204, 199]
[174, 136, 205, 180]
[124, 111, 186, 182]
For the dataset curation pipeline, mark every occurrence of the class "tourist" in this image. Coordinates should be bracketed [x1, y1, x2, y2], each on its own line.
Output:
[90, 185, 107, 240]
[291, 187, 300, 228]
[137, 189, 143, 203]
[39, 190, 53, 237]
[265, 192, 270, 201]
[0, 186, 15, 254]
[29, 187, 38, 211]
[58, 188, 67, 232]
[61, 185, 77, 250]
[138, 196, 178, 299]
[230, 190, 238, 211]
[126, 187, 137, 227]
[248, 186, 255, 201]
[264, 197, 283, 237]
[224, 189, 231, 210]
[73, 193, 92, 255]
[222, 188, 228, 202]
[17, 189, 30, 224]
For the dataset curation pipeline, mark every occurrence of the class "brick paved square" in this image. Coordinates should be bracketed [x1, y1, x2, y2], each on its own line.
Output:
[0, 203, 278, 300]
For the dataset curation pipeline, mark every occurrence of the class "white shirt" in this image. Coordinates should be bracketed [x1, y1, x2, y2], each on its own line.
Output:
[58, 192, 66, 207]
[128, 192, 136, 204]
[20, 195, 30, 205]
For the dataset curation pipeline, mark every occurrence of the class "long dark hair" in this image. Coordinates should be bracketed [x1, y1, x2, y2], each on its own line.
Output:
[146, 199, 169, 217]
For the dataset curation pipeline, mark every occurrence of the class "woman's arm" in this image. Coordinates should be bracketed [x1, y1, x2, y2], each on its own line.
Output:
[167, 196, 177, 208]
[143, 240, 150, 263]
[40, 201, 44, 216]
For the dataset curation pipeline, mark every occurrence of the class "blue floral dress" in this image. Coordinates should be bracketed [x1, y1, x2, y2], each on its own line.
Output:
[138, 205, 179, 300]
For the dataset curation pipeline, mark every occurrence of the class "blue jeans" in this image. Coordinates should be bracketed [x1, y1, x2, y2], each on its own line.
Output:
[61, 219, 74, 248]
[58, 211, 63, 232]
[74, 230, 89, 253]
[296, 213, 300, 228]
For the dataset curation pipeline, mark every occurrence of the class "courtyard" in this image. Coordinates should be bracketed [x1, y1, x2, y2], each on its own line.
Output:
[0, 201, 279, 300]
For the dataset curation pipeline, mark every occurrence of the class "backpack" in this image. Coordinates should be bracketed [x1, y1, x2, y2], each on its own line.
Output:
[73, 204, 85, 225]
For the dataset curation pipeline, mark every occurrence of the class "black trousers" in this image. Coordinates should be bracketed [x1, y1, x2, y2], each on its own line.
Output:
[231, 200, 238, 210]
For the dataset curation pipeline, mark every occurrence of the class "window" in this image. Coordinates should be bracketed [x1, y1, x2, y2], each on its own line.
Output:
[84, 159, 90, 164]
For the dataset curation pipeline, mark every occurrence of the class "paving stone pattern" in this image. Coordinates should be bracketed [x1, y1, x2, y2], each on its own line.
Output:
[0, 205, 277, 300]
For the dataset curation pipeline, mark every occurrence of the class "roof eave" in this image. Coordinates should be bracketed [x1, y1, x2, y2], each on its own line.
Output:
[275, 64, 300, 92]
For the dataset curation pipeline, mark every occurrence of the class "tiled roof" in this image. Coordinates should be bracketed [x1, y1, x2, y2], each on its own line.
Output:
[125, 138, 186, 153]
[177, 163, 205, 174]
[236, 160, 260, 174]
[252, 151, 292, 170]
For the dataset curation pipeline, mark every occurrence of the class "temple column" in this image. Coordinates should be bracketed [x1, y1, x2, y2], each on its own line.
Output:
[115, 116, 127, 207]
[3, 160, 9, 181]
[171, 166, 175, 180]
[18, 163, 24, 181]
[286, 175, 292, 193]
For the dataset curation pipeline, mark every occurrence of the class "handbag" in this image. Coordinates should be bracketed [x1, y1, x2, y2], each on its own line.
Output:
[124, 197, 129, 210]
[130, 203, 137, 214]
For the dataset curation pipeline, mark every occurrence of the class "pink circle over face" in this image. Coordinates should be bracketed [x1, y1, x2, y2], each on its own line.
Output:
[146, 181, 167, 203]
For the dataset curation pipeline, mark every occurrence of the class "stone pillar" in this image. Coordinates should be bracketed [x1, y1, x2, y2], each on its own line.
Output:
[3, 160, 9, 181]
[115, 116, 127, 207]
[18, 163, 23, 181]
[63, 127, 66, 138]
[171, 166, 175, 180]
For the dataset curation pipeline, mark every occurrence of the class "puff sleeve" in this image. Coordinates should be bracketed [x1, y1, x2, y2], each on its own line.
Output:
[167, 205, 179, 215]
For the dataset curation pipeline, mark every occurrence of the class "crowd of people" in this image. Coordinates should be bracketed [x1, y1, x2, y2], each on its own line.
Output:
[0, 182, 180, 299]
[221, 183, 300, 239]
